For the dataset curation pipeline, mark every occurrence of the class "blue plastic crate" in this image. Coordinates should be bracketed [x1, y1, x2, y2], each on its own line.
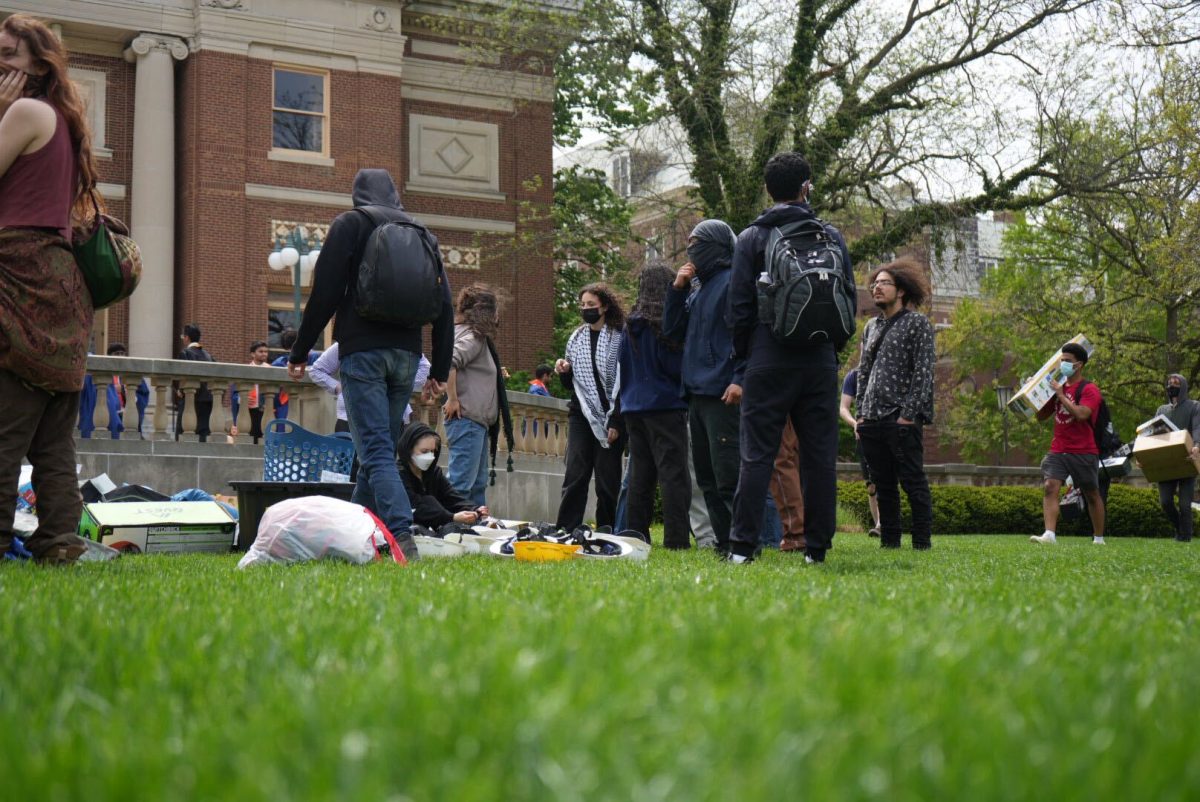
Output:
[263, 419, 356, 482]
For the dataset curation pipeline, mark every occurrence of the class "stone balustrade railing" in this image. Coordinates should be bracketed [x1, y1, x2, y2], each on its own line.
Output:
[83, 355, 572, 455]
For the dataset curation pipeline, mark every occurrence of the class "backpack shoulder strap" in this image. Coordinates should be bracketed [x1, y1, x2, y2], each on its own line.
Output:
[1071, 379, 1091, 405]
[863, 310, 907, 365]
[354, 205, 397, 229]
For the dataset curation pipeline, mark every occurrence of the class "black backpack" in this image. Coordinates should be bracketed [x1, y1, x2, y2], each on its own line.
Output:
[757, 218, 856, 348]
[353, 205, 445, 327]
[1072, 380, 1123, 457]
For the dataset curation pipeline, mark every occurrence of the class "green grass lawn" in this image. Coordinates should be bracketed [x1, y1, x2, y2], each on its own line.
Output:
[3, 534, 1198, 801]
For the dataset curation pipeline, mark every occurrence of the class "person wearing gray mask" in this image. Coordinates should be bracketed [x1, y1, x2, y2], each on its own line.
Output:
[662, 219, 746, 553]
[1154, 374, 1200, 542]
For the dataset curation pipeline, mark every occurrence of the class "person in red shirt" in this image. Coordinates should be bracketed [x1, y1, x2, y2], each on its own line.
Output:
[1031, 342, 1106, 544]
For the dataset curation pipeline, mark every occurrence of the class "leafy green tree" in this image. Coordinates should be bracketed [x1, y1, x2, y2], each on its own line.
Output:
[545, 0, 1136, 262]
[940, 56, 1200, 462]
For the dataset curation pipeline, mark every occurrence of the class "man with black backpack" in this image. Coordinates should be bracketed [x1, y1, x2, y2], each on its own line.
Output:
[725, 152, 855, 565]
[1031, 342, 1107, 545]
[287, 169, 454, 563]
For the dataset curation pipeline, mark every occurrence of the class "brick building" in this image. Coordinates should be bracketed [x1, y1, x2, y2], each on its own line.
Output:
[4, 0, 562, 371]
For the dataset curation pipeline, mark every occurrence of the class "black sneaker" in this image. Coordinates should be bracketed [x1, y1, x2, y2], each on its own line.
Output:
[720, 551, 754, 564]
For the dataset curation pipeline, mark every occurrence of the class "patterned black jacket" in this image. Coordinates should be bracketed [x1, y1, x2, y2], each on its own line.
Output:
[855, 310, 936, 424]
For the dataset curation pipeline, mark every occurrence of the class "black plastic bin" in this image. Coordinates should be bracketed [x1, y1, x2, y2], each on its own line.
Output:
[229, 481, 355, 551]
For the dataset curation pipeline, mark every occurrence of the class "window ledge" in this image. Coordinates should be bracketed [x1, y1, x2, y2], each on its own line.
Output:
[267, 149, 335, 168]
[94, 146, 114, 161]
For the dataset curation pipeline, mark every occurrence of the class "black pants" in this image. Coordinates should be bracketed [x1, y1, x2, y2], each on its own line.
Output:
[730, 350, 839, 560]
[626, 409, 692, 548]
[175, 390, 213, 442]
[556, 414, 625, 530]
[248, 406, 265, 443]
[689, 395, 740, 549]
[1158, 477, 1196, 541]
[858, 419, 932, 548]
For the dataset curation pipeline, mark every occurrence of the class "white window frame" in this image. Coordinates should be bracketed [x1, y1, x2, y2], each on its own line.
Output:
[69, 67, 111, 159]
[270, 64, 330, 159]
[611, 152, 631, 197]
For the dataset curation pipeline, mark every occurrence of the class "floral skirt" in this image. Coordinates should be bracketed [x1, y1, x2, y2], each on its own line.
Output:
[0, 227, 92, 392]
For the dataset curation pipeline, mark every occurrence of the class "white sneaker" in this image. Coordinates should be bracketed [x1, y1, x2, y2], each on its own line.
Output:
[1030, 531, 1057, 544]
[1093, 536, 1105, 545]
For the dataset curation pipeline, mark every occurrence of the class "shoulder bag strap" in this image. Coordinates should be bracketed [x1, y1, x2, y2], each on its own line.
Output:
[864, 309, 907, 366]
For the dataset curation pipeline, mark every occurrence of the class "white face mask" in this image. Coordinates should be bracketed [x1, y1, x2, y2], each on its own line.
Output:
[412, 452, 436, 471]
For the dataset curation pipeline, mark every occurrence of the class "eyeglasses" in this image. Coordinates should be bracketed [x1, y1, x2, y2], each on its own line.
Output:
[870, 280, 895, 289]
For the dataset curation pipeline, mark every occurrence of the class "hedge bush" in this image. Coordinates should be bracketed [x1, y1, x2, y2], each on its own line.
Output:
[836, 481, 1196, 538]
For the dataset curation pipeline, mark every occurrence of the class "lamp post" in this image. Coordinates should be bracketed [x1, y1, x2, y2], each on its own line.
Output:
[995, 385, 1014, 464]
[268, 227, 321, 333]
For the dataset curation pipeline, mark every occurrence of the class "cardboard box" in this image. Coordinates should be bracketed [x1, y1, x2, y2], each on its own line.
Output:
[79, 501, 236, 554]
[1008, 334, 1094, 419]
[1133, 430, 1200, 482]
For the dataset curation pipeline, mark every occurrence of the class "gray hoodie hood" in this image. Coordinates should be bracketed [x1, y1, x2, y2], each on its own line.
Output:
[1157, 373, 1200, 440]
[351, 169, 403, 208]
[1165, 373, 1190, 405]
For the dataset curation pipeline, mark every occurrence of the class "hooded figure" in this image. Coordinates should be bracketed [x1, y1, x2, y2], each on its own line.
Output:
[288, 168, 454, 384]
[1153, 373, 1200, 542]
[687, 219, 737, 282]
[660, 219, 746, 552]
[396, 422, 479, 529]
[1155, 374, 1200, 440]
[662, 219, 745, 399]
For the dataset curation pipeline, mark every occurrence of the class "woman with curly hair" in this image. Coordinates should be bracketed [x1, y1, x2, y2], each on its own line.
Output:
[443, 284, 513, 507]
[616, 263, 691, 547]
[554, 283, 626, 530]
[0, 14, 100, 565]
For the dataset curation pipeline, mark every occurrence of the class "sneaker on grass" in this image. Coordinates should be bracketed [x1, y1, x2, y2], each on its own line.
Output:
[1030, 531, 1057, 544]
[1093, 536, 1106, 545]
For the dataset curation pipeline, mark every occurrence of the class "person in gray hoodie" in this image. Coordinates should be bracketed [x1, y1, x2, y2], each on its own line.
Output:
[1154, 374, 1200, 542]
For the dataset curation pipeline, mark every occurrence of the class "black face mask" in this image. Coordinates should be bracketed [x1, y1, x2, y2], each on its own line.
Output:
[1168, 386, 1181, 399]
[581, 308, 602, 325]
[687, 240, 732, 282]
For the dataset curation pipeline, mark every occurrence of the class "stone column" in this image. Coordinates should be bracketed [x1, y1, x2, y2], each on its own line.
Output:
[124, 34, 189, 359]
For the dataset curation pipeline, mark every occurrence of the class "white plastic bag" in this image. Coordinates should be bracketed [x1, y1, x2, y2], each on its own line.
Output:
[237, 496, 406, 568]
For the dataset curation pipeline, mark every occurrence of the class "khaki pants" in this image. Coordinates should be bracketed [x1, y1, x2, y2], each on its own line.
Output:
[0, 369, 86, 558]
[770, 418, 805, 541]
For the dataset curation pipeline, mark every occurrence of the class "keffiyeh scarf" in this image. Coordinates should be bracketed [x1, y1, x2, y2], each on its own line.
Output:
[565, 324, 622, 447]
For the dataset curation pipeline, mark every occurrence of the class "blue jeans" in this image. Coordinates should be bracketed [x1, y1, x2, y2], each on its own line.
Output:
[761, 493, 782, 549]
[339, 348, 419, 549]
[445, 417, 489, 508]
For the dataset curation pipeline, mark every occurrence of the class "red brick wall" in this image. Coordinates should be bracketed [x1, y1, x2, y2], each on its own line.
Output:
[169, 50, 554, 371]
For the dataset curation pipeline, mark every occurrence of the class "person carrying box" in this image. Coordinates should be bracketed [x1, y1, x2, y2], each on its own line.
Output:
[1031, 342, 1107, 545]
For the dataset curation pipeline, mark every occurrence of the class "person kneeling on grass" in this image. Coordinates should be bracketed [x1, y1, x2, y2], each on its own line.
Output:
[1031, 342, 1106, 545]
[397, 421, 489, 530]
